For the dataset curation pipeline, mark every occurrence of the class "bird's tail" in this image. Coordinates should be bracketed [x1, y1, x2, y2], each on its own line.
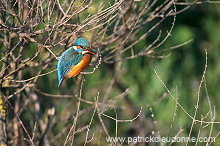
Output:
[58, 77, 63, 87]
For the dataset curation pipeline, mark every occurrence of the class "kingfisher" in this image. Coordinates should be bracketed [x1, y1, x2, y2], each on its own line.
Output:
[57, 38, 96, 87]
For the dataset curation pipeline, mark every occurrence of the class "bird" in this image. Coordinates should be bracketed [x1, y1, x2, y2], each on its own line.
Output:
[57, 38, 96, 87]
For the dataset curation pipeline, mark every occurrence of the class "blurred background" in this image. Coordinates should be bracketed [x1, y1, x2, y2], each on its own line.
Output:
[0, 0, 220, 145]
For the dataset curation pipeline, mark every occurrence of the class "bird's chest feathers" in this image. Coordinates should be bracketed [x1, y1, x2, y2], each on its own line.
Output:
[66, 54, 92, 78]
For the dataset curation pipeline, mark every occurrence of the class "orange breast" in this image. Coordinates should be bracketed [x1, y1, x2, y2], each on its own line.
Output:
[66, 54, 92, 78]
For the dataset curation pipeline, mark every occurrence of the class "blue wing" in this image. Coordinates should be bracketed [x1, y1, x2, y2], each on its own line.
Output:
[57, 47, 83, 86]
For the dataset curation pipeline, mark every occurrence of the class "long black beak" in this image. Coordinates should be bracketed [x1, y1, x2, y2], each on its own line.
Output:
[87, 48, 96, 55]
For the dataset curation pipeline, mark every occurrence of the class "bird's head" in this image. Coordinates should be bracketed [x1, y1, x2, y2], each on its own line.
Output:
[74, 38, 90, 48]
[73, 38, 96, 55]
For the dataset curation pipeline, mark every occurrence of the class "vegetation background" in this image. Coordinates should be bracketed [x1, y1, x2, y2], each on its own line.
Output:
[0, 0, 220, 145]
